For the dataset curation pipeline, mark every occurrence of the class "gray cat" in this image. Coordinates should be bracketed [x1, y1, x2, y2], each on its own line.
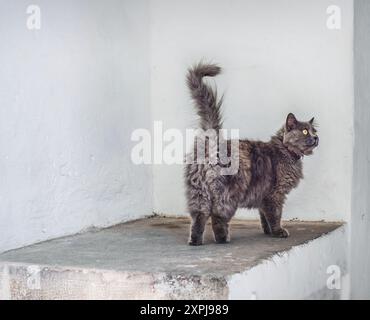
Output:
[185, 62, 319, 245]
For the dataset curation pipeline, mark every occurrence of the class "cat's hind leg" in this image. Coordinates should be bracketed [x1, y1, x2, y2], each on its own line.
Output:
[189, 211, 210, 246]
[211, 202, 237, 244]
[211, 215, 231, 244]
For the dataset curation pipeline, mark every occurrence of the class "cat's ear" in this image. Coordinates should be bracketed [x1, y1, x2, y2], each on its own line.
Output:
[309, 117, 315, 125]
[286, 113, 297, 131]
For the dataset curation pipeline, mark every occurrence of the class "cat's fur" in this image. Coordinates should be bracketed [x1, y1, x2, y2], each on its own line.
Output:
[185, 62, 319, 245]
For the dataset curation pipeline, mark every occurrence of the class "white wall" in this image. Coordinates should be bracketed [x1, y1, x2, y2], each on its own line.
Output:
[0, 0, 357, 253]
[228, 225, 349, 299]
[351, 0, 370, 299]
[151, 0, 354, 222]
[0, 0, 152, 252]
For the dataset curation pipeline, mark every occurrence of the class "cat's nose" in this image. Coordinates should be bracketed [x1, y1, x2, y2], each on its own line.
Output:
[307, 136, 319, 146]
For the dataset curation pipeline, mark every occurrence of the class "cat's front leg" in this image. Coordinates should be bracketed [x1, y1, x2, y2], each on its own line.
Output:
[260, 199, 289, 238]
[259, 210, 272, 235]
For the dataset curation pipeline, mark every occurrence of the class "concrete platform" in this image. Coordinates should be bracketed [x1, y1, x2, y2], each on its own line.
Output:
[0, 217, 344, 300]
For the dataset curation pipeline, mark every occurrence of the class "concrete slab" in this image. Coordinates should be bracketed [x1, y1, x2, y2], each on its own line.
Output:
[0, 217, 343, 300]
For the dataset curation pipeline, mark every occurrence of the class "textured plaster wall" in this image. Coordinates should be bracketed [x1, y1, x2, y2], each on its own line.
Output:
[151, 0, 354, 222]
[351, 0, 370, 300]
[0, 0, 152, 253]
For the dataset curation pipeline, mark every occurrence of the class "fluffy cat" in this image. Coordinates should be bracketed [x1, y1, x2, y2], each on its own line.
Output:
[185, 62, 319, 246]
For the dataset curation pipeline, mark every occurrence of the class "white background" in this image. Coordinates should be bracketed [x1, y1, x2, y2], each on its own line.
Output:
[351, 0, 370, 299]
[0, 0, 152, 252]
[151, 0, 354, 222]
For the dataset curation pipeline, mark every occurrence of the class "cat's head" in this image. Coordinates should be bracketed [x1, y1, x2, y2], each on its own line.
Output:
[283, 113, 319, 157]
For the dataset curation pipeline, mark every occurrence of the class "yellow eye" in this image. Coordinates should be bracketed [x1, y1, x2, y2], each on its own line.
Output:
[302, 129, 308, 135]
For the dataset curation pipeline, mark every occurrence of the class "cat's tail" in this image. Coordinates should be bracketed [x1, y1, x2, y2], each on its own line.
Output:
[187, 62, 223, 131]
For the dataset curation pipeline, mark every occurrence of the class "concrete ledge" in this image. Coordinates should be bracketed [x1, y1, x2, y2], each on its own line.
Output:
[228, 225, 348, 299]
[0, 217, 345, 300]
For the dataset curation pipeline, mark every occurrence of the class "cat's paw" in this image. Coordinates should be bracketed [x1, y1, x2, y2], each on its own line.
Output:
[272, 228, 290, 238]
[188, 238, 203, 246]
[214, 235, 230, 244]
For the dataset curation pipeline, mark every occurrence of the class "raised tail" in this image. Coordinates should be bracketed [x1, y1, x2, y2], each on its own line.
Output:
[187, 62, 223, 131]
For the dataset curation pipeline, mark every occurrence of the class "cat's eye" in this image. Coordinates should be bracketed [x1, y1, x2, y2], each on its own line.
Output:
[302, 129, 308, 135]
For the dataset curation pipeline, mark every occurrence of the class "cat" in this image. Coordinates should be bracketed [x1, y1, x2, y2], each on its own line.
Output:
[185, 62, 319, 245]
